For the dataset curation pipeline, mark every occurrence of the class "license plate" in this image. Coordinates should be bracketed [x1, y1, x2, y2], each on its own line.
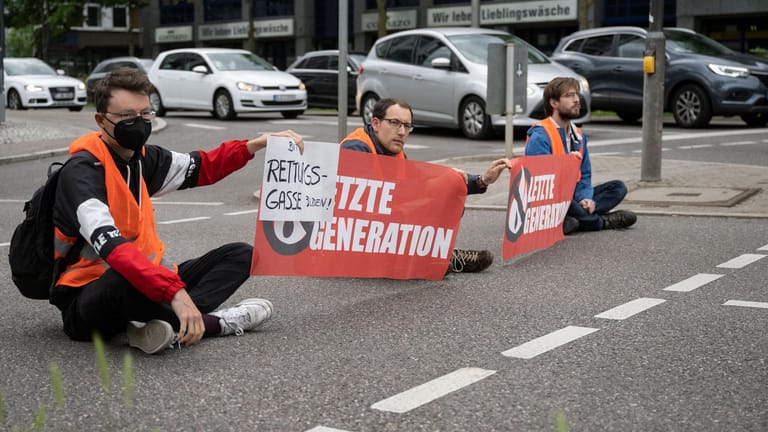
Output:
[54, 92, 74, 100]
[273, 94, 295, 102]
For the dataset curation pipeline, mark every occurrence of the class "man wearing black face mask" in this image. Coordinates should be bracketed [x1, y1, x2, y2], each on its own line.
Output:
[50, 68, 305, 354]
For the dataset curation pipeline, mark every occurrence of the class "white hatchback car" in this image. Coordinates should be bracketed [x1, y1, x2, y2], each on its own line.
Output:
[3, 57, 87, 111]
[357, 27, 591, 139]
[148, 47, 307, 120]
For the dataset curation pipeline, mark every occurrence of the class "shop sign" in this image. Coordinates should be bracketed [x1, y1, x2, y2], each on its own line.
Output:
[155, 26, 193, 43]
[199, 18, 294, 41]
[427, 0, 576, 26]
[361, 9, 417, 31]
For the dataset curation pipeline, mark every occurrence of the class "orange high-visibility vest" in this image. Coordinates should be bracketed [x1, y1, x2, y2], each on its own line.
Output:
[340, 127, 405, 159]
[527, 117, 584, 180]
[55, 132, 170, 287]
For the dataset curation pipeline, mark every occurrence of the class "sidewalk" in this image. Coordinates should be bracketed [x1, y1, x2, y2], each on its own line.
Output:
[2, 114, 766, 218]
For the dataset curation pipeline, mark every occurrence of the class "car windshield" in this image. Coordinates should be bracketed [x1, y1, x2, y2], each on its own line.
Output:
[5, 59, 58, 76]
[447, 33, 550, 65]
[664, 30, 734, 56]
[208, 52, 275, 71]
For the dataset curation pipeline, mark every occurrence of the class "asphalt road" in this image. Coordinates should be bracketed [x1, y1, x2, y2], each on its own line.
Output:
[0, 110, 766, 431]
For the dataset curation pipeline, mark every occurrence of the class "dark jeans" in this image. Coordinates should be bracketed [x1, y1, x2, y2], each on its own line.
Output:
[52, 242, 253, 341]
[567, 180, 627, 231]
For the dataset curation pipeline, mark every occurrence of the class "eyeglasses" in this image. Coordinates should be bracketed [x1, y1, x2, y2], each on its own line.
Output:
[104, 110, 155, 125]
[380, 117, 414, 133]
[561, 92, 580, 99]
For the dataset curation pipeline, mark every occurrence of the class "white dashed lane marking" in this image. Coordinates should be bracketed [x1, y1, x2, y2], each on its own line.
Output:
[758, 243, 768, 251]
[306, 426, 354, 432]
[594, 298, 667, 320]
[224, 209, 258, 216]
[501, 326, 599, 359]
[663, 273, 724, 292]
[716, 254, 767, 269]
[183, 123, 227, 130]
[157, 216, 211, 225]
[721, 141, 757, 146]
[370, 367, 496, 414]
[723, 300, 768, 309]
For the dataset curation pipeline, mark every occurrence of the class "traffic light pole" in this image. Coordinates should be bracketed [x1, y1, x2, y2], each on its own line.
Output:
[640, 0, 665, 181]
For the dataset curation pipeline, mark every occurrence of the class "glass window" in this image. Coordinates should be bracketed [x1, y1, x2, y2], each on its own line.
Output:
[579, 35, 614, 56]
[448, 33, 550, 65]
[252, 0, 293, 17]
[415, 36, 451, 67]
[384, 35, 418, 63]
[160, 53, 188, 71]
[616, 34, 645, 58]
[304, 56, 328, 69]
[204, 0, 241, 22]
[160, 0, 194, 25]
[113, 7, 127, 27]
[86, 5, 101, 27]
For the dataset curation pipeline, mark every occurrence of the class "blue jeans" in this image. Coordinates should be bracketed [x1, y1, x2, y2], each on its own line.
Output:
[567, 180, 627, 231]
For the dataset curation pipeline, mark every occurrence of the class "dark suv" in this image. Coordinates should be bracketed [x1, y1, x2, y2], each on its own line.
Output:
[551, 27, 768, 127]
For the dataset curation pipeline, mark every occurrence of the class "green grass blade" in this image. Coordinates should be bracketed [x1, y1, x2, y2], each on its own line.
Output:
[32, 403, 46, 432]
[123, 351, 134, 408]
[555, 411, 569, 432]
[92, 333, 111, 394]
[49, 363, 64, 410]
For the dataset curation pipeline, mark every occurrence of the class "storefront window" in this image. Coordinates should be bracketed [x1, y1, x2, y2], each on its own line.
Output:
[365, 0, 419, 9]
[252, 0, 294, 17]
[603, 0, 676, 26]
[204, 0, 242, 22]
[160, 0, 194, 25]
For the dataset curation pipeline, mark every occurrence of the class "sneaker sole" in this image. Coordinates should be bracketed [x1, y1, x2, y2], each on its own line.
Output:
[127, 320, 175, 354]
[235, 298, 273, 328]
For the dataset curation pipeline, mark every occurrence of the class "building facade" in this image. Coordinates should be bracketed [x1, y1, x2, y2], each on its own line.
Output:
[48, 0, 768, 76]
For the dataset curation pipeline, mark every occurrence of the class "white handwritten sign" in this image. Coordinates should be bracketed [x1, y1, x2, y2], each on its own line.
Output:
[259, 136, 340, 221]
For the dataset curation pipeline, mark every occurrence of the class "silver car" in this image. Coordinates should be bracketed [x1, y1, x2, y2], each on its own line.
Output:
[356, 27, 590, 139]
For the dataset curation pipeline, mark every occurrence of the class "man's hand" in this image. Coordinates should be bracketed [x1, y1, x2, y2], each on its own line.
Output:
[246, 129, 305, 154]
[481, 158, 513, 185]
[170, 289, 204, 346]
[579, 198, 596, 214]
[452, 168, 469, 183]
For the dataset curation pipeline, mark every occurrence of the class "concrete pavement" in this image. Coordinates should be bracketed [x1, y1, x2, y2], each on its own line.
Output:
[1, 111, 766, 218]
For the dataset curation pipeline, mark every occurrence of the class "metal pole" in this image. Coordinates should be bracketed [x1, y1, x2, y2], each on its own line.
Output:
[337, 0, 349, 142]
[640, 0, 665, 181]
[505, 43, 515, 158]
[471, 0, 480, 28]
[0, 0, 5, 124]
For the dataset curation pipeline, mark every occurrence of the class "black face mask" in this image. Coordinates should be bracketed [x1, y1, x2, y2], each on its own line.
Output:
[104, 116, 152, 152]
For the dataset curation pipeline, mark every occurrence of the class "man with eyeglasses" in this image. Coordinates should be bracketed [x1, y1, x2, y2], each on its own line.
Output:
[525, 77, 637, 234]
[341, 98, 511, 274]
[49, 68, 304, 354]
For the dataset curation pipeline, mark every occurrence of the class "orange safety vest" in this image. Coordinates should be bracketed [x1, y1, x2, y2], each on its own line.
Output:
[55, 132, 170, 287]
[527, 117, 584, 180]
[340, 127, 405, 159]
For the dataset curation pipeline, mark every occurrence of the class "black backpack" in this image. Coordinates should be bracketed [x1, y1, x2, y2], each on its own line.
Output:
[8, 161, 83, 299]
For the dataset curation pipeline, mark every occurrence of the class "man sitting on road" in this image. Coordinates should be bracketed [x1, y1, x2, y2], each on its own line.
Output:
[525, 77, 637, 234]
[50, 68, 304, 354]
[341, 98, 511, 274]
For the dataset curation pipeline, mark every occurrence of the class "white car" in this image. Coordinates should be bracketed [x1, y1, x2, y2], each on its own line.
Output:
[3, 57, 87, 111]
[357, 27, 591, 139]
[148, 47, 307, 120]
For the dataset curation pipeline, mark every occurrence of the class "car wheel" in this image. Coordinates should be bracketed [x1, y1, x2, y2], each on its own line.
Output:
[281, 111, 303, 119]
[616, 110, 641, 123]
[7, 89, 25, 110]
[213, 89, 236, 120]
[671, 84, 712, 128]
[360, 93, 379, 125]
[459, 96, 492, 140]
[740, 113, 768, 127]
[150, 92, 166, 117]
[68, 106, 84, 112]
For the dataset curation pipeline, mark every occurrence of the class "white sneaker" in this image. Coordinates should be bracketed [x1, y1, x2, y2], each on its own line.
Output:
[126, 320, 175, 354]
[210, 298, 273, 336]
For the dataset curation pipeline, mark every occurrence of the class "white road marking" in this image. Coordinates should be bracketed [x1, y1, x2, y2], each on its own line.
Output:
[594, 298, 667, 320]
[678, 144, 713, 150]
[723, 300, 768, 309]
[151, 201, 223, 206]
[370, 367, 496, 413]
[663, 273, 724, 292]
[758, 243, 768, 251]
[271, 119, 365, 127]
[716, 254, 766, 269]
[0, 242, 9, 247]
[0, 199, 26, 203]
[224, 209, 258, 216]
[589, 151, 623, 156]
[157, 216, 211, 225]
[721, 141, 757, 146]
[403, 144, 429, 149]
[588, 128, 768, 148]
[306, 427, 354, 432]
[183, 123, 227, 130]
[501, 326, 599, 359]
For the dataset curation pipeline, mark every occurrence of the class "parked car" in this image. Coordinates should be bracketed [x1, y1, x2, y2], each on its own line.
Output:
[3, 57, 86, 111]
[286, 50, 367, 114]
[356, 27, 590, 140]
[147, 47, 307, 120]
[86, 56, 154, 101]
[551, 26, 768, 127]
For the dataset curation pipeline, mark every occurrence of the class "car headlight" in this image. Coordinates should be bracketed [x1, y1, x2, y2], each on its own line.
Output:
[527, 84, 537, 96]
[78, 82, 86, 90]
[24, 84, 45, 93]
[708, 64, 749, 78]
[579, 78, 590, 92]
[299, 82, 306, 91]
[237, 82, 261, 92]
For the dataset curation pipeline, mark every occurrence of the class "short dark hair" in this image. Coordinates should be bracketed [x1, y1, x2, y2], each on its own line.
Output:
[93, 68, 155, 113]
[543, 77, 580, 117]
[372, 98, 413, 122]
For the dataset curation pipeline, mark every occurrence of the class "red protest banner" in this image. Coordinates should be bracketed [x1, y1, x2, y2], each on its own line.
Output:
[252, 149, 467, 280]
[503, 155, 580, 260]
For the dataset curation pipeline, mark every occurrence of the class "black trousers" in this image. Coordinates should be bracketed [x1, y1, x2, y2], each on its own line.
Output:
[52, 242, 253, 341]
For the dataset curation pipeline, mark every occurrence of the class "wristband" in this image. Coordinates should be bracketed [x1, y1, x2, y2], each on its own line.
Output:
[477, 175, 488, 188]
